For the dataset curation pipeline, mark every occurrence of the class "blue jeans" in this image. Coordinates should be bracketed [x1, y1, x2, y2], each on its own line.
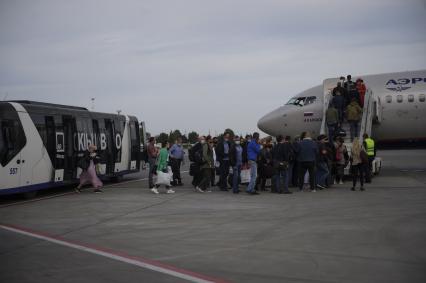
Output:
[274, 170, 290, 193]
[316, 161, 329, 187]
[327, 123, 337, 140]
[286, 163, 293, 188]
[247, 161, 257, 193]
[232, 165, 241, 193]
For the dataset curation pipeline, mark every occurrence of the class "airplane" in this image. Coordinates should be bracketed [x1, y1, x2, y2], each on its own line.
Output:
[257, 70, 426, 145]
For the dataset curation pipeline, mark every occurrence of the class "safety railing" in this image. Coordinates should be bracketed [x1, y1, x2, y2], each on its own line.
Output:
[359, 89, 374, 139]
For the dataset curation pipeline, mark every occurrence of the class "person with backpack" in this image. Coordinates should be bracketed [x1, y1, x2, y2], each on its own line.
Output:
[189, 136, 204, 190]
[216, 132, 232, 191]
[196, 136, 214, 193]
[229, 136, 243, 194]
[326, 102, 339, 140]
[147, 137, 159, 189]
[257, 139, 274, 191]
[346, 98, 363, 141]
[334, 137, 348, 185]
[294, 131, 318, 192]
[272, 135, 293, 194]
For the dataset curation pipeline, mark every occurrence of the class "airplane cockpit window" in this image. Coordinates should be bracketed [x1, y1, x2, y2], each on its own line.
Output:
[286, 97, 306, 107]
[386, 95, 392, 103]
[419, 94, 425, 102]
[408, 94, 414, 103]
[397, 95, 403, 103]
[304, 96, 317, 105]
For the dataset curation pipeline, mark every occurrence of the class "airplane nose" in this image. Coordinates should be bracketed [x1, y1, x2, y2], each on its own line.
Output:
[258, 108, 282, 135]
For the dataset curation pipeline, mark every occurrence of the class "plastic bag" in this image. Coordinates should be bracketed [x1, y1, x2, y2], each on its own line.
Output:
[156, 168, 172, 186]
[240, 168, 251, 184]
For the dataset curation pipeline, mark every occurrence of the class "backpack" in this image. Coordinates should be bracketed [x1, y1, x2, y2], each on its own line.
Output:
[189, 143, 203, 164]
[335, 147, 343, 161]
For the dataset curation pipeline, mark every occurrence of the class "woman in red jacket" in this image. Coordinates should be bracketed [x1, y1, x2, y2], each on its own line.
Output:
[356, 79, 366, 107]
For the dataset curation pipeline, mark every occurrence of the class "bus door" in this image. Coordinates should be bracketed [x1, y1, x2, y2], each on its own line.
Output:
[0, 103, 26, 190]
[129, 119, 140, 170]
[62, 116, 77, 181]
[104, 119, 116, 175]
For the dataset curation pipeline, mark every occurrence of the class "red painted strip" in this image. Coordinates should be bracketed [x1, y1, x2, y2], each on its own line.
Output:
[0, 223, 231, 283]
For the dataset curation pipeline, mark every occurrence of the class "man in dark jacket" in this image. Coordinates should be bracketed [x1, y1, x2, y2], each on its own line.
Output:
[272, 135, 293, 194]
[294, 131, 319, 192]
[215, 132, 232, 191]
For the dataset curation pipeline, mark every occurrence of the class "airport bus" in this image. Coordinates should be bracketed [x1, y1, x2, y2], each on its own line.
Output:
[0, 101, 142, 196]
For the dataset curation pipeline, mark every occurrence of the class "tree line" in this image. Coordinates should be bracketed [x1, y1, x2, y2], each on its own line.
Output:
[140, 129, 238, 145]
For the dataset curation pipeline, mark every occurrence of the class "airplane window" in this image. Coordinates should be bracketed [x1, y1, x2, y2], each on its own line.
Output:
[408, 94, 414, 103]
[304, 96, 317, 105]
[397, 95, 403, 103]
[386, 95, 392, 103]
[419, 94, 425, 102]
[286, 97, 306, 106]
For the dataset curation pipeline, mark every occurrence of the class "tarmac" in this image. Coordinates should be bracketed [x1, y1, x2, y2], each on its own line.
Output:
[1, 149, 426, 283]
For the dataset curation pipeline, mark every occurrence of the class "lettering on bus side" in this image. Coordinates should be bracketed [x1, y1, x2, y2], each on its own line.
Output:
[74, 132, 121, 151]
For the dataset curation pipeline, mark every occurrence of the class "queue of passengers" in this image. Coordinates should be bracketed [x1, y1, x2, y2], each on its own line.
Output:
[144, 128, 376, 195]
[328, 75, 366, 142]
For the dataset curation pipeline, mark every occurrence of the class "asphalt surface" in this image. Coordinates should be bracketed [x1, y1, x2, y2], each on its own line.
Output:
[1, 150, 426, 283]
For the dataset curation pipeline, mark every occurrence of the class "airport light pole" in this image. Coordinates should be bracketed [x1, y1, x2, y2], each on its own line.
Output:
[91, 98, 95, 111]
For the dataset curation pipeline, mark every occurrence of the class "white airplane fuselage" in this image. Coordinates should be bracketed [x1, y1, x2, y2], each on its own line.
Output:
[258, 70, 426, 143]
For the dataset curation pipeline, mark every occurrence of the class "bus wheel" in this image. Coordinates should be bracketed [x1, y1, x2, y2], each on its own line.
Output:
[111, 175, 123, 183]
[23, 191, 37, 199]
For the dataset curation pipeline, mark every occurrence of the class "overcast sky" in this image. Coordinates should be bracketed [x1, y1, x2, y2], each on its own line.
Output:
[1, 0, 425, 136]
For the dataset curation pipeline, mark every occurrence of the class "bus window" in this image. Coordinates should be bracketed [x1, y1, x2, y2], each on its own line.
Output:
[0, 103, 27, 166]
[408, 94, 414, 103]
[419, 94, 425, 102]
[397, 95, 403, 103]
[386, 95, 392, 103]
[286, 97, 306, 107]
[305, 96, 317, 105]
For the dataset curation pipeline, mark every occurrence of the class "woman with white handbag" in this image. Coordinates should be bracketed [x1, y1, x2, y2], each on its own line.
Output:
[151, 141, 175, 194]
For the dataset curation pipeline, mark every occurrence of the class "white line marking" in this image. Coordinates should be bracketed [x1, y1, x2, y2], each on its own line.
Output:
[0, 224, 228, 283]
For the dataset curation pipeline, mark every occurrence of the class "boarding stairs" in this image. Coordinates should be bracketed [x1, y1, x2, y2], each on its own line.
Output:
[320, 78, 382, 175]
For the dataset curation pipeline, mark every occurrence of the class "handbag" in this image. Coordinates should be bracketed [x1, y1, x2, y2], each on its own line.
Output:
[273, 160, 289, 171]
[240, 168, 251, 184]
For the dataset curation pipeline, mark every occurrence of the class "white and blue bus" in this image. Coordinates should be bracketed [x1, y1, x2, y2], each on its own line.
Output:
[0, 101, 142, 196]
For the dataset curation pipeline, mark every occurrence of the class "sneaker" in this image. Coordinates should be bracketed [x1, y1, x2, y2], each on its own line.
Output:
[339, 180, 344, 185]
[196, 187, 204, 193]
[151, 188, 159, 194]
[311, 189, 317, 192]
[94, 188, 103, 193]
[333, 180, 337, 185]
[166, 189, 175, 194]
[317, 184, 326, 190]
[206, 189, 212, 193]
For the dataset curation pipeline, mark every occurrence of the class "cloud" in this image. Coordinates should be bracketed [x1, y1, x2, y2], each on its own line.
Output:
[0, 0, 425, 135]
